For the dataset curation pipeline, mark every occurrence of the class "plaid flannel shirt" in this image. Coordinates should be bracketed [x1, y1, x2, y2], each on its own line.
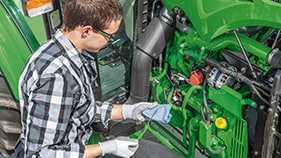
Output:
[16, 30, 113, 158]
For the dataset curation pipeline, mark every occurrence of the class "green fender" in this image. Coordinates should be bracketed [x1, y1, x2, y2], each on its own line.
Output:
[0, 0, 39, 100]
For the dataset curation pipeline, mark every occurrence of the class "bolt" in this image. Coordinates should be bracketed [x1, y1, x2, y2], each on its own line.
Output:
[253, 151, 259, 156]
[268, 108, 273, 113]
[256, 72, 262, 76]
[241, 67, 246, 73]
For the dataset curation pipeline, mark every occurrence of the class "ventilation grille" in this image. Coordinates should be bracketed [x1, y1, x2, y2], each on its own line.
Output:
[230, 119, 247, 158]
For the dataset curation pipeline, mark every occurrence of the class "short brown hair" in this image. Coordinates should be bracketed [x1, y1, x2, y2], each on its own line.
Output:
[62, 0, 123, 31]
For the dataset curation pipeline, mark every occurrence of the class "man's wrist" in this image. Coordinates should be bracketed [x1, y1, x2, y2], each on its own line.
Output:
[84, 144, 103, 158]
[122, 104, 135, 119]
[110, 104, 123, 120]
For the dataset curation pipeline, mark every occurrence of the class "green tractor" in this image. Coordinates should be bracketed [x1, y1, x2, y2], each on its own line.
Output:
[1, 0, 281, 157]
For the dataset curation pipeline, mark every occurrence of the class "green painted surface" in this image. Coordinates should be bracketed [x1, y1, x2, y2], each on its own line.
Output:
[13, 0, 47, 43]
[24, 15, 47, 44]
[0, 0, 39, 99]
[163, 0, 281, 41]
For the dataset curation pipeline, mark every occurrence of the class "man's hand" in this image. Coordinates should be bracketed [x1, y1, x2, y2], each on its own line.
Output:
[122, 102, 158, 121]
[99, 136, 139, 158]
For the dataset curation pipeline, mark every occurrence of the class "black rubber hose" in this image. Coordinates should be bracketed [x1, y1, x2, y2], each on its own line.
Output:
[126, 16, 175, 103]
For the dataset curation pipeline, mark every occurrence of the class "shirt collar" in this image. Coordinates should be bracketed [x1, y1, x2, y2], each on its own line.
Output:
[54, 30, 84, 68]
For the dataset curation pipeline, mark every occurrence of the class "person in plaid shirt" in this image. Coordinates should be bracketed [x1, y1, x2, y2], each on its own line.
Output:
[12, 0, 159, 157]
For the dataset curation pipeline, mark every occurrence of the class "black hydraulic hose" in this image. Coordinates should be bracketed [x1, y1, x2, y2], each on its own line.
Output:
[205, 57, 270, 106]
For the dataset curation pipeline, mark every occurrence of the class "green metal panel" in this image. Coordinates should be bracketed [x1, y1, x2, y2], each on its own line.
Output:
[24, 15, 47, 44]
[199, 121, 213, 147]
[208, 85, 256, 118]
[12, 0, 47, 43]
[208, 86, 244, 117]
[214, 111, 248, 158]
[163, 0, 281, 41]
[0, 0, 39, 100]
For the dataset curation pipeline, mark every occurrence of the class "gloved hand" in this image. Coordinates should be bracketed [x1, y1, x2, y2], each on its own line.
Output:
[122, 102, 158, 121]
[99, 136, 139, 158]
[142, 104, 172, 123]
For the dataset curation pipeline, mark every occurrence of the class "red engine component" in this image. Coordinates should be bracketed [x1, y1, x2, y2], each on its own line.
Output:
[189, 70, 204, 85]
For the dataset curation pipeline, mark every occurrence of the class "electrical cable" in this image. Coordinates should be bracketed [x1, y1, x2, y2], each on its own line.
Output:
[201, 70, 211, 124]
[150, 79, 159, 102]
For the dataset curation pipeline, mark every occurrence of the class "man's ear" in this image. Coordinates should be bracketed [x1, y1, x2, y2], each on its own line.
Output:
[81, 25, 92, 37]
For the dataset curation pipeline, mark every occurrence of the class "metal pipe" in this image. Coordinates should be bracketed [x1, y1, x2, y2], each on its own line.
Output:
[233, 30, 257, 79]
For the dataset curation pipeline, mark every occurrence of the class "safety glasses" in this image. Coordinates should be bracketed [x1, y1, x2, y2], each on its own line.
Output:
[92, 25, 115, 41]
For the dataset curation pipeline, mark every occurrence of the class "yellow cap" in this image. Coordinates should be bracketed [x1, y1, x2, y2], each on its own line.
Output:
[215, 117, 227, 129]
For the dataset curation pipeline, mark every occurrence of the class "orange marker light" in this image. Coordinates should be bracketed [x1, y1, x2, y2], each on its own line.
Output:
[24, 0, 54, 17]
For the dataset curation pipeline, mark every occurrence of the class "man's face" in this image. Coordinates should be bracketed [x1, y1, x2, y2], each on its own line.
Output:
[85, 20, 121, 53]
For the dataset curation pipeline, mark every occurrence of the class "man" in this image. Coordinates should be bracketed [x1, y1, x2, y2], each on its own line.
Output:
[12, 0, 159, 157]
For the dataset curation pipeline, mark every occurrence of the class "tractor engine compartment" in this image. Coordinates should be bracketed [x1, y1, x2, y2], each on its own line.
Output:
[129, 0, 281, 157]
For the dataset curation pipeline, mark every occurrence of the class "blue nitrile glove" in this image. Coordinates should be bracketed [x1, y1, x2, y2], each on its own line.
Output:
[142, 104, 172, 123]
[122, 102, 158, 121]
[99, 136, 139, 158]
